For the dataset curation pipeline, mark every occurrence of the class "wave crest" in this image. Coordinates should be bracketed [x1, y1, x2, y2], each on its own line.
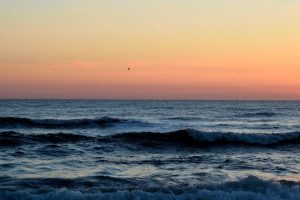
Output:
[1, 129, 300, 147]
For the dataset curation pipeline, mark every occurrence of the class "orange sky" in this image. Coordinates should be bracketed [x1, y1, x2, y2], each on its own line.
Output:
[0, 1, 300, 99]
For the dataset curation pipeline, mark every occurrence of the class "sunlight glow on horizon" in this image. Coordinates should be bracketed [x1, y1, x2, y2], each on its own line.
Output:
[1, 0, 300, 99]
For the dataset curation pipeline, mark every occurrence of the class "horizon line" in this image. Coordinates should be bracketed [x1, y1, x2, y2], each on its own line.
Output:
[0, 98, 300, 101]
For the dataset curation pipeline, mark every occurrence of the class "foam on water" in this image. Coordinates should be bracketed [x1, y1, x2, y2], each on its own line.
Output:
[1, 176, 299, 200]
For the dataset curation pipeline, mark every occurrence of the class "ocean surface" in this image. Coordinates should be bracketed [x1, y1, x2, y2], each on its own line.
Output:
[0, 100, 299, 199]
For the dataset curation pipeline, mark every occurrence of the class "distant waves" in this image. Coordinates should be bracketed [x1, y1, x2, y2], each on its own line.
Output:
[0, 117, 128, 129]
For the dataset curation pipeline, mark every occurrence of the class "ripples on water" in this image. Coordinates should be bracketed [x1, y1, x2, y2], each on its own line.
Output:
[0, 100, 299, 199]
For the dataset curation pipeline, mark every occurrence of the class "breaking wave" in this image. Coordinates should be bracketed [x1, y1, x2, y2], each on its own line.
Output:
[1, 129, 300, 147]
[0, 176, 299, 200]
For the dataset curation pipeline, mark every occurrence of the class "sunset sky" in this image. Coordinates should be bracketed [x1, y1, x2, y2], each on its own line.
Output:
[1, 0, 300, 99]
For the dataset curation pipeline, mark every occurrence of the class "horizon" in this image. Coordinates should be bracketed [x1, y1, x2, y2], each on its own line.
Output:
[1, 1, 300, 99]
[0, 98, 300, 101]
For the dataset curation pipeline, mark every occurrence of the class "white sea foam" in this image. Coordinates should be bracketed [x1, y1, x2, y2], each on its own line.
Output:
[187, 129, 300, 145]
[1, 176, 299, 200]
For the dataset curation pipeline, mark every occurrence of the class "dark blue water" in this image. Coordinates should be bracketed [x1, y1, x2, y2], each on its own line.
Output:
[0, 100, 299, 199]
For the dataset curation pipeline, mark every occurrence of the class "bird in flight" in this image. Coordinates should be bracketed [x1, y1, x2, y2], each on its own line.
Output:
[128, 67, 131, 71]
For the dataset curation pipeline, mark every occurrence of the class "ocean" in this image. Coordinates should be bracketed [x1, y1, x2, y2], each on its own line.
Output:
[0, 100, 299, 199]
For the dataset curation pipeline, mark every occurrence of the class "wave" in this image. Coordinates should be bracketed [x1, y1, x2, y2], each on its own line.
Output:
[0, 117, 124, 129]
[0, 176, 299, 200]
[240, 111, 277, 117]
[1, 129, 300, 147]
[109, 129, 300, 147]
[0, 131, 93, 146]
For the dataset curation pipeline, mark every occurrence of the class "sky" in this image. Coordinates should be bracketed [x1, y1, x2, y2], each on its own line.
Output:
[0, 0, 300, 100]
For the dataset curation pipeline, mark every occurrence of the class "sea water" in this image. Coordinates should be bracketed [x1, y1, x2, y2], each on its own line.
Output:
[0, 100, 299, 199]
